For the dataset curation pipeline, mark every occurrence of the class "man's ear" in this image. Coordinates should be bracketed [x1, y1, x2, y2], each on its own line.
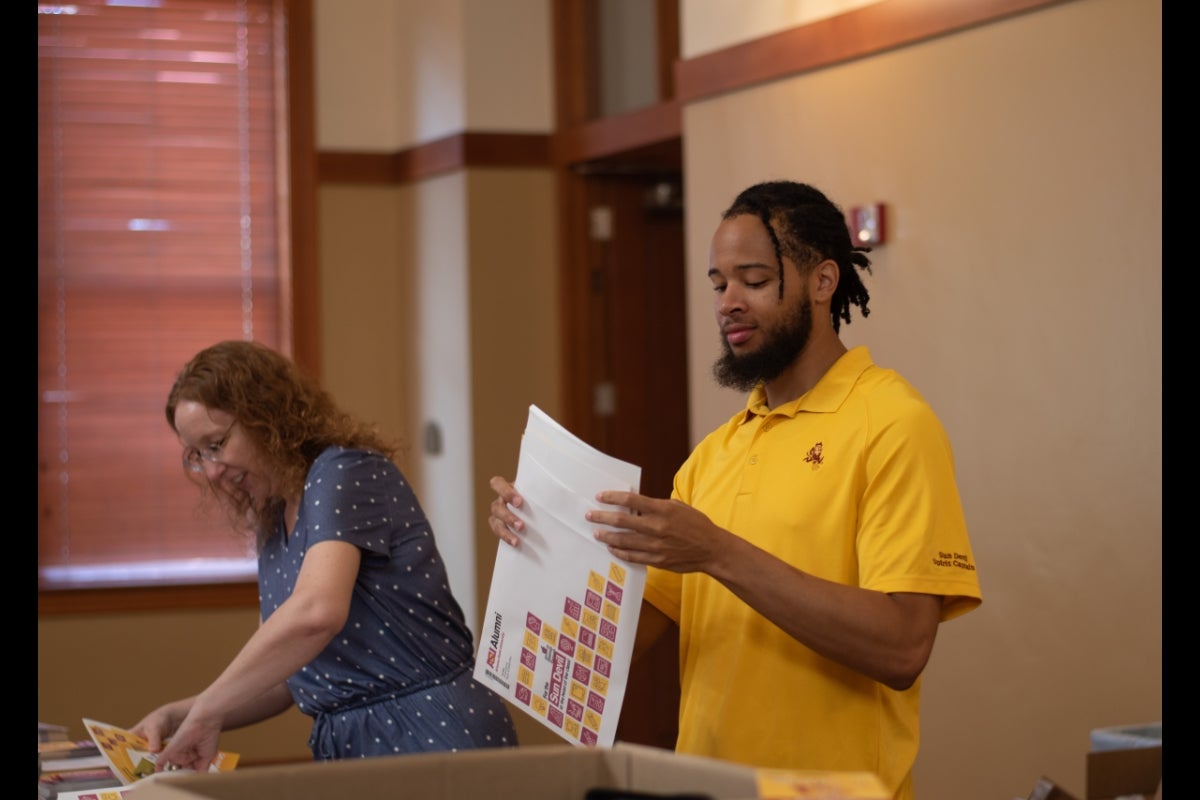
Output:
[811, 259, 839, 301]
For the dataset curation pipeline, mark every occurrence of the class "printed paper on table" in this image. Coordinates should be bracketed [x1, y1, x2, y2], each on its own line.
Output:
[39, 721, 70, 743]
[82, 719, 239, 785]
[474, 405, 643, 747]
[755, 768, 891, 799]
[55, 786, 141, 800]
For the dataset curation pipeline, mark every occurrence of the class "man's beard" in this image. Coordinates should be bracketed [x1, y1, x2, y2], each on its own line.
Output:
[713, 293, 814, 392]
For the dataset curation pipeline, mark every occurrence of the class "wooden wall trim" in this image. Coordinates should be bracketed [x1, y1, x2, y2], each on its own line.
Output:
[675, 0, 1078, 104]
[551, 100, 681, 167]
[316, 151, 399, 184]
[461, 132, 553, 168]
[655, 0, 680, 109]
[38, 582, 260, 616]
[317, 116, 680, 183]
[284, 0, 320, 380]
[318, 132, 552, 185]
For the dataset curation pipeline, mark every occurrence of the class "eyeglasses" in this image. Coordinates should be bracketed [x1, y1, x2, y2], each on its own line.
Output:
[182, 421, 237, 473]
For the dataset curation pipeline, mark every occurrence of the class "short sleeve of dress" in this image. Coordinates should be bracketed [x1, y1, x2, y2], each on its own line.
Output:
[299, 447, 402, 557]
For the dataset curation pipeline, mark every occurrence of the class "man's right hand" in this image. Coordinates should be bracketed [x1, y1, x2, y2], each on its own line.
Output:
[487, 475, 525, 547]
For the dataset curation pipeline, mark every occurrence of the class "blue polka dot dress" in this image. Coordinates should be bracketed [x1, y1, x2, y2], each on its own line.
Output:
[258, 446, 519, 759]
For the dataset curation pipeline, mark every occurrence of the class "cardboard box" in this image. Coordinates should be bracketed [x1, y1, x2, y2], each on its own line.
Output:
[126, 743, 891, 800]
[1027, 744, 1162, 800]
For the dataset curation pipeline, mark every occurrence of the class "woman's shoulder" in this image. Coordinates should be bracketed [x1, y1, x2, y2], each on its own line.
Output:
[309, 445, 400, 477]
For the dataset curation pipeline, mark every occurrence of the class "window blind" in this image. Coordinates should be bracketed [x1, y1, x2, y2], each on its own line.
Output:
[37, 0, 289, 588]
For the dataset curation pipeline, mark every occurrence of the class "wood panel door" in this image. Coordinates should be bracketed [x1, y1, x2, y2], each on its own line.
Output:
[576, 169, 689, 502]
[564, 165, 687, 749]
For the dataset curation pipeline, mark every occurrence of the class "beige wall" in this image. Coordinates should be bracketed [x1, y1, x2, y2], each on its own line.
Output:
[315, 0, 552, 149]
[683, 0, 1161, 797]
[39, 0, 1161, 796]
[462, 169, 563, 602]
[680, 0, 881, 57]
[38, 608, 315, 762]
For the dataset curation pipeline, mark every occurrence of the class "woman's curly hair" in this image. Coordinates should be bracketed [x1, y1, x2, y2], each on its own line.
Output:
[166, 340, 397, 547]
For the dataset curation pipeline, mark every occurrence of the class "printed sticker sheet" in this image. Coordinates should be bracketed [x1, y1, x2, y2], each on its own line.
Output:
[474, 405, 643, 746]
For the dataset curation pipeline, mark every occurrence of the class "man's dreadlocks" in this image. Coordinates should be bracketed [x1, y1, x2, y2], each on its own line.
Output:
[722, 180, 872, 332]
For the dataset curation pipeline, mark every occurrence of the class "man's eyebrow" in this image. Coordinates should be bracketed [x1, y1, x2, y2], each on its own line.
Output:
[708, 262, 773, 277]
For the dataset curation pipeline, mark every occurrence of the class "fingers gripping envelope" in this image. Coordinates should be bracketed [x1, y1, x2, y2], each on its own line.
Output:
[474, 405, 644, 747]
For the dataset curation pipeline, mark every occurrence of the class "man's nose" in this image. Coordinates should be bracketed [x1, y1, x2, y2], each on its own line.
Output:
[717, 289, 744, 315]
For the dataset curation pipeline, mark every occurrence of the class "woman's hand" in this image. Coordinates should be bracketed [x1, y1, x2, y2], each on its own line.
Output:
[155, 708, 222, 774]
[131, 699, 192, 755]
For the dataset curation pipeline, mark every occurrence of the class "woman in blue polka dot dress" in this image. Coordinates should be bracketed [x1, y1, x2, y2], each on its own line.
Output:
[131, 341, 519, 772]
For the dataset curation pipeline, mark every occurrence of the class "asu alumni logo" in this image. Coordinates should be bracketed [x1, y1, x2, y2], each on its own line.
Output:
[485, 611, 503, 668]
[803, 441, 824, 470]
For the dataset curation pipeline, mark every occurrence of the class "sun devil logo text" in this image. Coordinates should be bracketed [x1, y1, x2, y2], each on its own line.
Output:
[485, 612, 503, 668]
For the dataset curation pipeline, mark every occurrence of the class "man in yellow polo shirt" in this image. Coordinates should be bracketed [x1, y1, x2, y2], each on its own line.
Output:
[488, 180, 982, 800]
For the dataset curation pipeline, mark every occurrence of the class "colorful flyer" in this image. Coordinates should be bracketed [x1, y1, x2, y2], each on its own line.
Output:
[82, 719, 238, 785]
[474, 405, 643, 747]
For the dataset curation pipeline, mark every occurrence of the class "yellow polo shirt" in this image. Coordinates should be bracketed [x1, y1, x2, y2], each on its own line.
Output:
[643, 346, 982, 800]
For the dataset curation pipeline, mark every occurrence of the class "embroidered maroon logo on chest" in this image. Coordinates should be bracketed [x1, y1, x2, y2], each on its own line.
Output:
[803, 441, 824, 469]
